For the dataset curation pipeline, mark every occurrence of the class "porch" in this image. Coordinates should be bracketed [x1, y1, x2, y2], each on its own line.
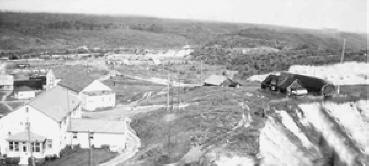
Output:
[6, 131, 52, 159]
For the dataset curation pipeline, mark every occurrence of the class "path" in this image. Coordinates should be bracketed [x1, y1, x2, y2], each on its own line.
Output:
[99, 122, 141, 166]
[0, 91, 13, 112]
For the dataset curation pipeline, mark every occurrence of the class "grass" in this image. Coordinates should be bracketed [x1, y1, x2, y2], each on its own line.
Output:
[124, 85, 268, 165]
[103, 77, 166, 105]
[0, 103, 11, 115]
[41, 148, 118, 166]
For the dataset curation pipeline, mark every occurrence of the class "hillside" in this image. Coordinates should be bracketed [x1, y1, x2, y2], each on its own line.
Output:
[0, 12, 366, 51]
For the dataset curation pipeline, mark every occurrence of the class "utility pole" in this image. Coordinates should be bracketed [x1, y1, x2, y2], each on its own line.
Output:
[200, 60, 203, 85]
[26, 106, 35, 166]
[340, 39, 346, 63]
[338, 39, 346, 94]
[167, 73, 170, 111]
[178, 75, 181, 110]
[88, 131, 93, 166]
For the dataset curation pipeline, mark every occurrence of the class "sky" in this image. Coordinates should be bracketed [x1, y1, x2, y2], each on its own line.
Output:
[0, 0, 367, 33]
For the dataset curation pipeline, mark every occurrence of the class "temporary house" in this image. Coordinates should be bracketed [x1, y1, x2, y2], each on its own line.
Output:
[0, 86, 81, 159]
[14, 86, 36, 99]
[204, 75, 240, 87]
[79, 80, 115, 111]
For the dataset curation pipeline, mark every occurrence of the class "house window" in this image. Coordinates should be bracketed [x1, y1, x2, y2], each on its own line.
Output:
[23, 142, 27, 152]
[46, 139, 52, 149]
[73, 132, 78, 138]
[14, 142, 19, 152]
[89, 132, 94, 139]
[32, 142, 40, 152]
[9, 142, 14, 151]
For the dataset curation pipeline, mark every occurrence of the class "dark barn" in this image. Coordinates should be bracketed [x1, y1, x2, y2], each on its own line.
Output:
[261, 72, 335, 96]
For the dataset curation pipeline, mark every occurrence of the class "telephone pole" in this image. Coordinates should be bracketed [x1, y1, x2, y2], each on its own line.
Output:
[88, 131, 93, 166]
[26, 106, 35, 166]
[200, 60, 203, 85]
[167, 73, 170, 111]
[338, 39, 346, 94]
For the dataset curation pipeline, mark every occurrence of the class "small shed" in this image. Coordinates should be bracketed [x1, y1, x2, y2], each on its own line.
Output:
[204, 75, 240, 87]
[14, 85, 36, 99]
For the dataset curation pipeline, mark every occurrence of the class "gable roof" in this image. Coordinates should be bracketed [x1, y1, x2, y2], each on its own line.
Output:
[28, 86, 80, 122]
[82, 80, 112, 92]
[58, 77, 95, 92]
[68, 118, 126, 134]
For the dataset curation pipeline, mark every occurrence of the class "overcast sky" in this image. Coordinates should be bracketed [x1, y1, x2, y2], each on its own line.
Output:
[0, 0, 367, 33]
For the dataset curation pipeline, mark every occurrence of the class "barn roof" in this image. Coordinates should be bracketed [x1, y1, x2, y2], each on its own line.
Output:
[28, 86, 79, 122]
[68, 118, 126, 134]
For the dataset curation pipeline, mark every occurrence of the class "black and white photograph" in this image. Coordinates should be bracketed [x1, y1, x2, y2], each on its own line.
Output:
[0, 0, 367, 165]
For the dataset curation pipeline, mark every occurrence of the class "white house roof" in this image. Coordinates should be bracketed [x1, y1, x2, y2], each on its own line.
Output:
[204, 75, 228, 86]
[7, 131, 46, 142]
[82, 80, 112, 92]
[68, 118, 126, 134]
[28, 86, 79, 122]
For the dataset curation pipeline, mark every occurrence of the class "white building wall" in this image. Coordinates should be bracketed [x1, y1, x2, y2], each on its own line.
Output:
[14, 91, 36, 99]
[81, 93, 115, 111]
[69, 132, 126, 149]
[0, 106, 64, 157]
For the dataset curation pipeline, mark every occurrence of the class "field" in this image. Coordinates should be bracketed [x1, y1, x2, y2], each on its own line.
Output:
[41, 147, 118, 166]
[103, 77, 166, 105]
[121, 85, 268, 165]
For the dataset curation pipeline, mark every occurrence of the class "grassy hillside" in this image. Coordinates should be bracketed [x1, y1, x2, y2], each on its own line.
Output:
[0, 12, 366, 51]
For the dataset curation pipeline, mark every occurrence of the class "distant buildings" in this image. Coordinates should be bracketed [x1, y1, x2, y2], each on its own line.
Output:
[105, 45, 194, 66]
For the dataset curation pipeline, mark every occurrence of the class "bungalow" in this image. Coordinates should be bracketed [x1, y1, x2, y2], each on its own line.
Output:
[59, 79, 115, 111]
[79, 80, 115, 111]
[13, 86, 36, 99]
[0, 86, 81, 160]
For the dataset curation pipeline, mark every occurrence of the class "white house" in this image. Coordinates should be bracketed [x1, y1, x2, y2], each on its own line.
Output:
[79, 80, 116, 111]
[14, 86, 36, 99]
[68, 118, 128, 151]
[0, 86, 81, 159]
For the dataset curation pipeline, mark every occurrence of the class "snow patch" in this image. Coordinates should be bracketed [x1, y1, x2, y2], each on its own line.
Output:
[323, 101, 369, 154]
[259, 117, 316, 166]
[299, 103, 359, 165]
[215, 155, 255, 166]
[248, 62, 369, 85]
[289, 62, 369, 85]
[278, 111, 314, 149]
